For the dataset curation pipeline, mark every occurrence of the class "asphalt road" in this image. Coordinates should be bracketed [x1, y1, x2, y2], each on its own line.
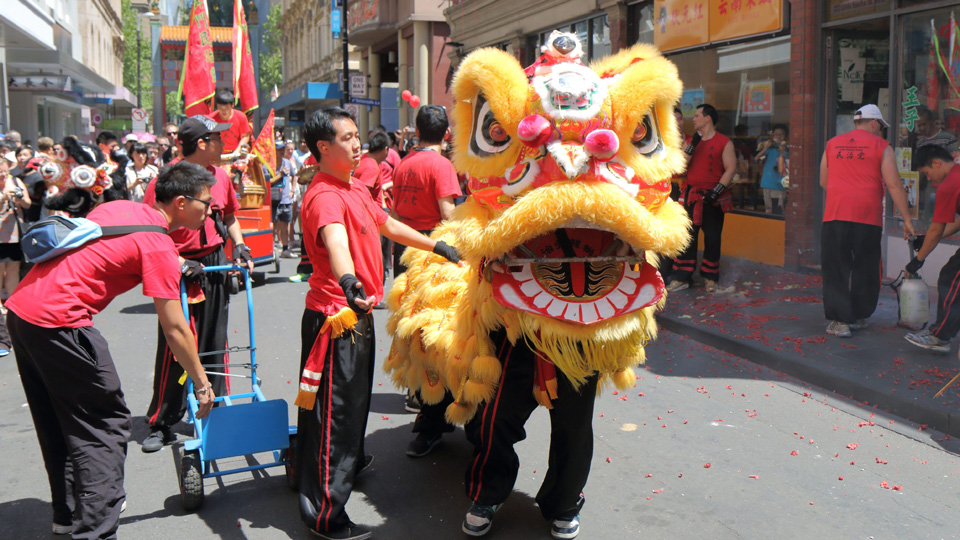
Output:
[2, 258, 959, 539]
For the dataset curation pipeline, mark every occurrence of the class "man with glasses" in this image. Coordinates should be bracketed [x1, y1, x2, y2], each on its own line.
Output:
[140, 115, 256, 453]
[161, 123, 180, 164]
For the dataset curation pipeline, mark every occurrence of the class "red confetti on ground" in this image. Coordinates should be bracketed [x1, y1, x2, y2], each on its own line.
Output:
[748, 475, 759, 479]
[381, 415, 389, 420]
[638, 392, 645, 397]
[704, 463, 711, 468]
[875, 457, 887, 464]
[646, 473, 653, 478]
[606, 457, 612, 463]
[838, 476, 843, 481]
[237, 520, 242, 527]
[791, 450, 799, 456]
[809, 502, 815, 505]
[880, 480, 890, 489]
[892, 485, 903, 491]
[846, 443, 859, 450]
[850, 461, 855, 465]
[652, 489, 664, 494]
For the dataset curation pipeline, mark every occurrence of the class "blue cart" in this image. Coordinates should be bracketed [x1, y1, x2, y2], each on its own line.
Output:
[178, 265, 298, 511]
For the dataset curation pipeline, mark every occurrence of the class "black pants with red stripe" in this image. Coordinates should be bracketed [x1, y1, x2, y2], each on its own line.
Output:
[9, 311, 129, 540]
[296, 308, 375, 534]
[144, 248, 230, 429]
[670, 188, 725, 283]
[465, 329, 597, 521]
[821, 220, 882, 324]
[930, 248, 960, 340]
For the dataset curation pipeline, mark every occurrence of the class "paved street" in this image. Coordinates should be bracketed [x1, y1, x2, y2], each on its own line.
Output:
[2, 258, 960, 539]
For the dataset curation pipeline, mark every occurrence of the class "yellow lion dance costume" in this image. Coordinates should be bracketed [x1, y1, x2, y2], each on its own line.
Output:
[385, 36, 691, 425]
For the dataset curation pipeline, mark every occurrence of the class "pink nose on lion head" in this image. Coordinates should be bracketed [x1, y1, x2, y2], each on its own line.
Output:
[584, 129, 619, 162]
[517, 114, 553, 147]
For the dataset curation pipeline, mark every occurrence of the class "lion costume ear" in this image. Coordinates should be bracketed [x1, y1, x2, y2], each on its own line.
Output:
[450, 48, 529, 179]
[591, 44, 686, 182]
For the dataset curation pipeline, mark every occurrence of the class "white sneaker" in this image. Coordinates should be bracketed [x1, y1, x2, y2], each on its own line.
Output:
[666, 280, 689, 292]
[52, 523, 71, 535]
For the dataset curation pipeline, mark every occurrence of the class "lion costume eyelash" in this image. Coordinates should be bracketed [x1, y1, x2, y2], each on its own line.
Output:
[384, 38, 693, 425]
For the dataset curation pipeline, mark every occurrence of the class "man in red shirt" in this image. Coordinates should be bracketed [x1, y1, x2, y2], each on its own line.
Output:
[207, 89, 251, 159]
[904, 145, 960, 352]
[666, 103, 737, 293]
[141, 115, 255, 452]
[8, 162, 217, 539]
[354, 131, 392, 302]
[391, 105, 462, 276]
[295, 107, 460, 540]
[820, 104, 915, 338]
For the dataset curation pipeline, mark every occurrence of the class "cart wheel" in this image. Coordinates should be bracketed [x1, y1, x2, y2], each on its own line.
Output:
[229, 274, 240, 295]
[285, 434, 299, 491]
[180, 450, 204, 511]
[274, 255, 280, 274]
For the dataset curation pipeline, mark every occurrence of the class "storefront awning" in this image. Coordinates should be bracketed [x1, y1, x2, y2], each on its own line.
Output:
[6, 47, 115, 95]
[0, 1, 56, 51]
[269, 82, 342, 111]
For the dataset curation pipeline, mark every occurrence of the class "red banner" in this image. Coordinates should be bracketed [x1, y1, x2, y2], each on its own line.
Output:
[178, 0, 216, 117]
[252, 109, 276, 177]
[233, 0, 258, 117]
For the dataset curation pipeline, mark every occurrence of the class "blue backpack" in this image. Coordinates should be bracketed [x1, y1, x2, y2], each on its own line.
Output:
[22, 215, 167, 263]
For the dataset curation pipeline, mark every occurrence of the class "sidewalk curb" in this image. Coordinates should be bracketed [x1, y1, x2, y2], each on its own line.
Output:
[658, 315, 960, 438]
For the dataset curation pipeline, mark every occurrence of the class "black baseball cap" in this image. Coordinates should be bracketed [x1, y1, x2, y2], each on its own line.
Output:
[178, 115, 231, 145]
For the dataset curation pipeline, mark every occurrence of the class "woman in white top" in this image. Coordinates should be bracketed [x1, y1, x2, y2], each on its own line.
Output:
[0, 150, 31, 302]
[125, 142, 158, 203]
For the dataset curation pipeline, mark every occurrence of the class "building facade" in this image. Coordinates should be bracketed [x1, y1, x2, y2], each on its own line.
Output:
[440, 0, 960, 280]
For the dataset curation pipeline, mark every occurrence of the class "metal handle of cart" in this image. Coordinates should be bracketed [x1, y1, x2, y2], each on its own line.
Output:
[180, 264, 262, 406]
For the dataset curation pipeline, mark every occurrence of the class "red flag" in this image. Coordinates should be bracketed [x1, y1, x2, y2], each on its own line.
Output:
[178, 0, 216, 117]
[233, 0, 258, 117]
[251, 109, 276, 177]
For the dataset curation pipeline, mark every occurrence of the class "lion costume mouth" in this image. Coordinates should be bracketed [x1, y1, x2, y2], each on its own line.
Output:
[493, 225, 664, 324]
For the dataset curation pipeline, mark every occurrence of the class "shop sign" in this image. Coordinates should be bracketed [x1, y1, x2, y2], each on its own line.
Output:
[825, 0, 889, 23]
[347, 0, 378, 32]
[653, 0, 709, 52]
[902, 85, 920, 132]
[710, 0, 783, 43]
[741, 79, 773, 116]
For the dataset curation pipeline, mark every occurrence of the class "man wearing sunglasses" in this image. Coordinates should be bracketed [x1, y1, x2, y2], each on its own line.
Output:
[139, 115, 256, 453]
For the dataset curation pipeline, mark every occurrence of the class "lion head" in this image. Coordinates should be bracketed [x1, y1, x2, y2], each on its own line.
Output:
[385, 38, 691, 424]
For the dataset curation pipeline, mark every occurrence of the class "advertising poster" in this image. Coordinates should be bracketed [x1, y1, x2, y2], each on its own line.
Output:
[742, 79, 773, 116]
[681, 88, 705, 117]
[898, 171, 920, 218]
[653, 0, 710, 52]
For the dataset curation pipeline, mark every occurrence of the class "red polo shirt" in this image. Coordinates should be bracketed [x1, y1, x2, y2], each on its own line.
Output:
[207, 109, 251, 153]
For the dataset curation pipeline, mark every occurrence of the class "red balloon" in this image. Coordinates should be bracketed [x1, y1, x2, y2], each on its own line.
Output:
[401, 90, 412, 101]
[409, 96, 421, 108]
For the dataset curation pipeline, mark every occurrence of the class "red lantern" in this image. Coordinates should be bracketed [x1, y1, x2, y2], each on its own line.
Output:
[409, 95, 421, 108]
[401, 90, 412, 101]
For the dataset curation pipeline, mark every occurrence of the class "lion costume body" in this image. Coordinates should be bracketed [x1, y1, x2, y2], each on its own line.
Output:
[385, 36, 691, 426]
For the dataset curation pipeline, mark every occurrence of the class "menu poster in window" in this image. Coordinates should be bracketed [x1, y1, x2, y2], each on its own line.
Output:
[653, 0, 709, 52]
[897, 171, 920, 218]
[709, 0, 783, 42]
[742, 79, 773, 116]
[839, 46, 866, 103]
[681, 88, 705, 117]
[896, 147, 912, 172]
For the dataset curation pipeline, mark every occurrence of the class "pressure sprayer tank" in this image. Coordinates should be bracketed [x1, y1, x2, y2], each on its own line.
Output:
[899, 276, 930, 326]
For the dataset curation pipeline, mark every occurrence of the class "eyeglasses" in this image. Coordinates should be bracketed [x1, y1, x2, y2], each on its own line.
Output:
[166, 131, 178, 136]
[184, 195, 212, 210]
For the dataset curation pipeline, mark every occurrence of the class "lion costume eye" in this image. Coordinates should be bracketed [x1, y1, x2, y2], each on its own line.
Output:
[631, 114, 662, 157]
[470, 95, 512, 156]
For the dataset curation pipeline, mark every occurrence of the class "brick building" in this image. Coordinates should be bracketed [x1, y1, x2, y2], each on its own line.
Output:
[440, 0, 960, 278]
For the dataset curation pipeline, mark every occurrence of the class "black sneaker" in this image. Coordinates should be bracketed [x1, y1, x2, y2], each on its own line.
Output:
[551, 515, 580, 539]
[462, 502, 502, 536]
[309, 522, 372, 540]
[404, 392, 420, 413]
[141, 428, 175, 453]
[406, 433, 442, 458]
[357, 454, 374, 474]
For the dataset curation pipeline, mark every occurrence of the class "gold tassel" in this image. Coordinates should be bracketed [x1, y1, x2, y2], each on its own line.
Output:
[294, 390, 316, 410]
[320, 307, 359, 338]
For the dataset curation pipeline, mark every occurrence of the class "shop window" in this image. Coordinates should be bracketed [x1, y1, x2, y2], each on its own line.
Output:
[629, 2, 656, 45]
[531, 14, 611, 64]
[668, 36, 791, 218]
[895, 7, 960, 241]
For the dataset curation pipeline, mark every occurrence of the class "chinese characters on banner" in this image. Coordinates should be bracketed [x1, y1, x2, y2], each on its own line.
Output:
[654, 0, 783, 53]
[742, 80, 773, 116]
[710, 0, 782, 42]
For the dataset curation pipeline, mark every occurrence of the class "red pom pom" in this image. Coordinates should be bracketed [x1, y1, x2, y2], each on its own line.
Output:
[401, 90, 412, 101]
[517, 114, 553, 147]
[584, 129, 619, 161]
[409, 96, 421, 108]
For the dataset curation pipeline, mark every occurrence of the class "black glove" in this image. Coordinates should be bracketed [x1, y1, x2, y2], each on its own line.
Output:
[338, 273, 369, 314]
[911, 234, 926, 252]
[702, 183, 727, 204]
[906, 257, 924, 275]
[432, 240, 461, 264]
[181, 259, 204, 281]
[684, 132, 702, 155]
[233, 243, 253, 266]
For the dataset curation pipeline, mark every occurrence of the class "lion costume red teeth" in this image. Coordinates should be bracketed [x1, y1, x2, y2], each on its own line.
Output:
[385, 41, 692, 424]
